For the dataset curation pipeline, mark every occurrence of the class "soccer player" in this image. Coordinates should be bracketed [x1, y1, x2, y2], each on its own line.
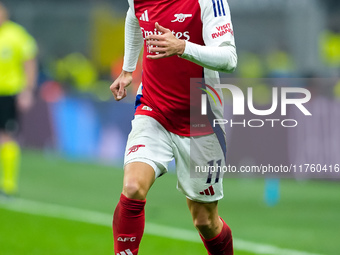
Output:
[110, 0, 237, 254]
[0, 2, 38, 197]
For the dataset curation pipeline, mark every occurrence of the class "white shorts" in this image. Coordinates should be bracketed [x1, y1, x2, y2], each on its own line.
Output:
[124, 115, 226, 202]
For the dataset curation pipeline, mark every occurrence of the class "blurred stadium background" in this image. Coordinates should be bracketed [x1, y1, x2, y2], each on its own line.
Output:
[0, 0, 339, 254]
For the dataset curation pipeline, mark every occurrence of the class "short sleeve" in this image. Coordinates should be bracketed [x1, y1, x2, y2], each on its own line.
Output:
[20, 32, 37, 61]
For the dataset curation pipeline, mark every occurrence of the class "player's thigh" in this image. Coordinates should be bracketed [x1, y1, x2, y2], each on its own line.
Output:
[173, 133, 225, 203]
[123, 115, 174, 198]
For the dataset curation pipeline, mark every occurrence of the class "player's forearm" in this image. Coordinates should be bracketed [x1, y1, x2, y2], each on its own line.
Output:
[24, 58, 37, 92]
[122, 8, 144, 73]
[180, 41, 237, 73]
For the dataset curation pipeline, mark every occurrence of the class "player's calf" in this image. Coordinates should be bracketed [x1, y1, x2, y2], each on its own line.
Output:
[113, 194, 146, 255]
[187, 199, 233, 255]
[200, 218, 233, 255]
[113, 162, 155, 254]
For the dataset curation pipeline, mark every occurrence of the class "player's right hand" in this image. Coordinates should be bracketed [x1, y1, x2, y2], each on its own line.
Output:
[110, 71, 133, 101]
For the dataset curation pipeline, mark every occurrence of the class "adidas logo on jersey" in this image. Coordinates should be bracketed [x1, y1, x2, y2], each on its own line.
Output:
[116, 249, 133, 255]
[139, 10, 149, 22]
[199, 185, 215, 196]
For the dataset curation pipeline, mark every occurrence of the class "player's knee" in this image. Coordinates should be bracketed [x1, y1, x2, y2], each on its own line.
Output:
[123, 180, 147, 200]
[193, 217, 213, 233]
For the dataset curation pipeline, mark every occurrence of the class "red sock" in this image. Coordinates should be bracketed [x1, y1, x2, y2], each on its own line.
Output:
[200, 218, 233, 255]
[113, 194, 146, 255]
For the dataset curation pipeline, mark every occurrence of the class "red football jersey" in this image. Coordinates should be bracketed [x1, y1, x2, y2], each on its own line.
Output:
[129, 0, 235, 136]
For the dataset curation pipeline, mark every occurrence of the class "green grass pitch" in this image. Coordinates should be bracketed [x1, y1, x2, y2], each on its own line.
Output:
[0, 150, 339, 255]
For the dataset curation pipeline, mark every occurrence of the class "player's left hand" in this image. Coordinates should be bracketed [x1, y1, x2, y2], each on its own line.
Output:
[146, 22, 185, 59]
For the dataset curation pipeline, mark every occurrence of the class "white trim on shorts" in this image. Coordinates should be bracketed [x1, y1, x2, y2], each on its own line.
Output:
[124, 158, 163, 178]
